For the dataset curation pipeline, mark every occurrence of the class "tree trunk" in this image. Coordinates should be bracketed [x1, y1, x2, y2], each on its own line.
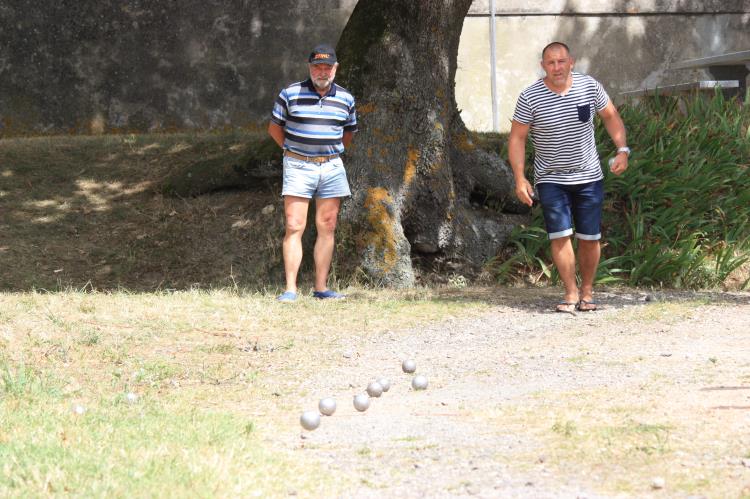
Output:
[335, 0, 528, 287]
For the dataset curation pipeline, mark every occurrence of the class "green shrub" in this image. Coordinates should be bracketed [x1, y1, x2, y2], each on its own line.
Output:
[490, 91, 750, 289]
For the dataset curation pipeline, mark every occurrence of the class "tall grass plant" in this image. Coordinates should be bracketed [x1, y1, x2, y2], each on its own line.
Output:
[490, 92, 750, 289]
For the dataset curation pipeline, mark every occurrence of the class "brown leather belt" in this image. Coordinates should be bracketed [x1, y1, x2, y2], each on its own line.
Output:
[284, 150, 340, 163]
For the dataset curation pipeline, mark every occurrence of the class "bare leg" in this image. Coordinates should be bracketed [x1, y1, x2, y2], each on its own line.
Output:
[313, 197, 341, 292]
[550, 236, 579, 309]
[577, 239, 601, 310]
[282, 196, 310, 293]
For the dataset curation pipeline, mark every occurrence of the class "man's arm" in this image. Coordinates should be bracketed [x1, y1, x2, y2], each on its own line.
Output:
[508, 120, 534, 207]
[342, 130, 354, 149]
[267, 122, 285, 148]
[598, 101, 628, 176]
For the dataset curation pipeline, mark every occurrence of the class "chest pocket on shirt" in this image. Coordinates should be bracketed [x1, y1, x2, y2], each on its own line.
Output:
[577, 103, 592, 122]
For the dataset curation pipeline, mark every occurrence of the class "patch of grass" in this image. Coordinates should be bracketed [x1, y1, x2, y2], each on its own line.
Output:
[1, 359, 62, 399]
[198, 343, 236, 355]
[133, 360, 182, 386]
[0, 396, 329, 497]
[76, 329, 100, 346]
[565, 355, 588, 364]
[0, 288, 490, 496]
[393, 436, 422, 443]
[551, 420, 577, 437]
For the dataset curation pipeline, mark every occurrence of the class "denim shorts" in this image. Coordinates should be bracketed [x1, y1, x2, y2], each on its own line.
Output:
[281, 155, 351, 199]
[536, 180, 604, 240]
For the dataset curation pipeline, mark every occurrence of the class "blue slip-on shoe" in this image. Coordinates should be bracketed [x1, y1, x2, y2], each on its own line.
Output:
[277, 291, 297, 302]
[312, 289, 345, 300]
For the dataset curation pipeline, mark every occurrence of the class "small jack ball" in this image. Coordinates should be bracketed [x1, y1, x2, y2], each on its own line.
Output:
[402, 359, 416, 373]
[300, 410, 321, 431]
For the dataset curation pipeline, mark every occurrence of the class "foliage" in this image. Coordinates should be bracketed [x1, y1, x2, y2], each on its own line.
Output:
[488, 92, 750, 289]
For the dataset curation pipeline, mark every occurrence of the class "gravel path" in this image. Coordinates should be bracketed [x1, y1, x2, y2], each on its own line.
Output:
[284, 289, 750, 498]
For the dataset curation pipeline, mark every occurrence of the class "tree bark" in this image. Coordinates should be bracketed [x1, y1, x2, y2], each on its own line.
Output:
[335, 0, 528, 287]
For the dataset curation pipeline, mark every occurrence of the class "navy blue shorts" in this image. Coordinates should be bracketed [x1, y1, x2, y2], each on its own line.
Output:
[536, 180, 604, 240]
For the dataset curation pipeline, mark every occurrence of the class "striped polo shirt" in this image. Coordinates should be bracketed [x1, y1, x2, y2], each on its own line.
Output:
[512, 72, 609, 185]
[270, 78, 357, 156]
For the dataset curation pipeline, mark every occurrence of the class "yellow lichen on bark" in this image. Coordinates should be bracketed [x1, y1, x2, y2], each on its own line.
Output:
[454, 131, 477, 152]
[358, 102, 376, 116]
[363, 187, 397, 269]
[404, 147, 419, 186]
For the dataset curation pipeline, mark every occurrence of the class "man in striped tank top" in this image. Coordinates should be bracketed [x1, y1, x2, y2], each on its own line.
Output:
[268, 44, 358, 302]
[508, 42, 629, 313]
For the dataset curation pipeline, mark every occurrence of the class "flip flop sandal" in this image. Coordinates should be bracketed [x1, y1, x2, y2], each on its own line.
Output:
[556, 301, 577, 314]
[576, 299, 598, 312]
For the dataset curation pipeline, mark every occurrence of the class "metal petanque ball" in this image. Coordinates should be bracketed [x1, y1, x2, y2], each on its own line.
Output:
[125, 392, 139, 404]
[318, 397, 337, 416]
[71, 403, 86, 415]
[300, 410, 321, 431]
[366, 381, 383, 398]
[353, 393, 370, 412]
[411, 375, 428, 390]
[377, 377, 391, 392]
[402, 359, 416, 373]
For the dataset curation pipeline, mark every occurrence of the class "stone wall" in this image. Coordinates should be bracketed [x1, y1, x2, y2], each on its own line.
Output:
[0, 0, 357, 134]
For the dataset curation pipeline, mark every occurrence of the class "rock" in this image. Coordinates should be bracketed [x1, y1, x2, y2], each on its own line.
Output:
[125, 392, 138, 404]
[651, 476, 665, 489]
[261, 204, 275, 215]
[71, 403, 86, 415]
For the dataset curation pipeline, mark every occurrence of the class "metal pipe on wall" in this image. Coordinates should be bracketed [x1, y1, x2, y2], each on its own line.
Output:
[489, 0, 499, 131]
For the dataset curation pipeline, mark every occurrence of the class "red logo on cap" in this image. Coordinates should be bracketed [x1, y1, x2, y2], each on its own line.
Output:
[313, 53, 331, 60]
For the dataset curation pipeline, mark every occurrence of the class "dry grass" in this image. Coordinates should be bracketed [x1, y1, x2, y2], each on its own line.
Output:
[0, 288, 491, 496]
[0, 132, 282, 292]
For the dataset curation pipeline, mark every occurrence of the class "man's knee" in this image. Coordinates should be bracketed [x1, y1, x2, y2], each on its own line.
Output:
[316, 215, 338, 234]
[285, 217, 306, 235]
[577, 239, 600, 249]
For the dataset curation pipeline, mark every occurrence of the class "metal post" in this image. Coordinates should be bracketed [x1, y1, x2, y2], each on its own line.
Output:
[489, 0, 499, 132]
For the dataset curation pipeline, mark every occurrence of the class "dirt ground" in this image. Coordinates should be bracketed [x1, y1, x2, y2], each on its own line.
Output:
[271, 288, 750, 498]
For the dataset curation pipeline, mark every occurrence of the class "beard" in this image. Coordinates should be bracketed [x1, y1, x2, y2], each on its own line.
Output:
[312, 76, 333, 91]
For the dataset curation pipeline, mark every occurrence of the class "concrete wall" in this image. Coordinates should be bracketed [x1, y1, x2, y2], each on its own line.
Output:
[457, 0, 750, 132]
[0, 0, 357, 134]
